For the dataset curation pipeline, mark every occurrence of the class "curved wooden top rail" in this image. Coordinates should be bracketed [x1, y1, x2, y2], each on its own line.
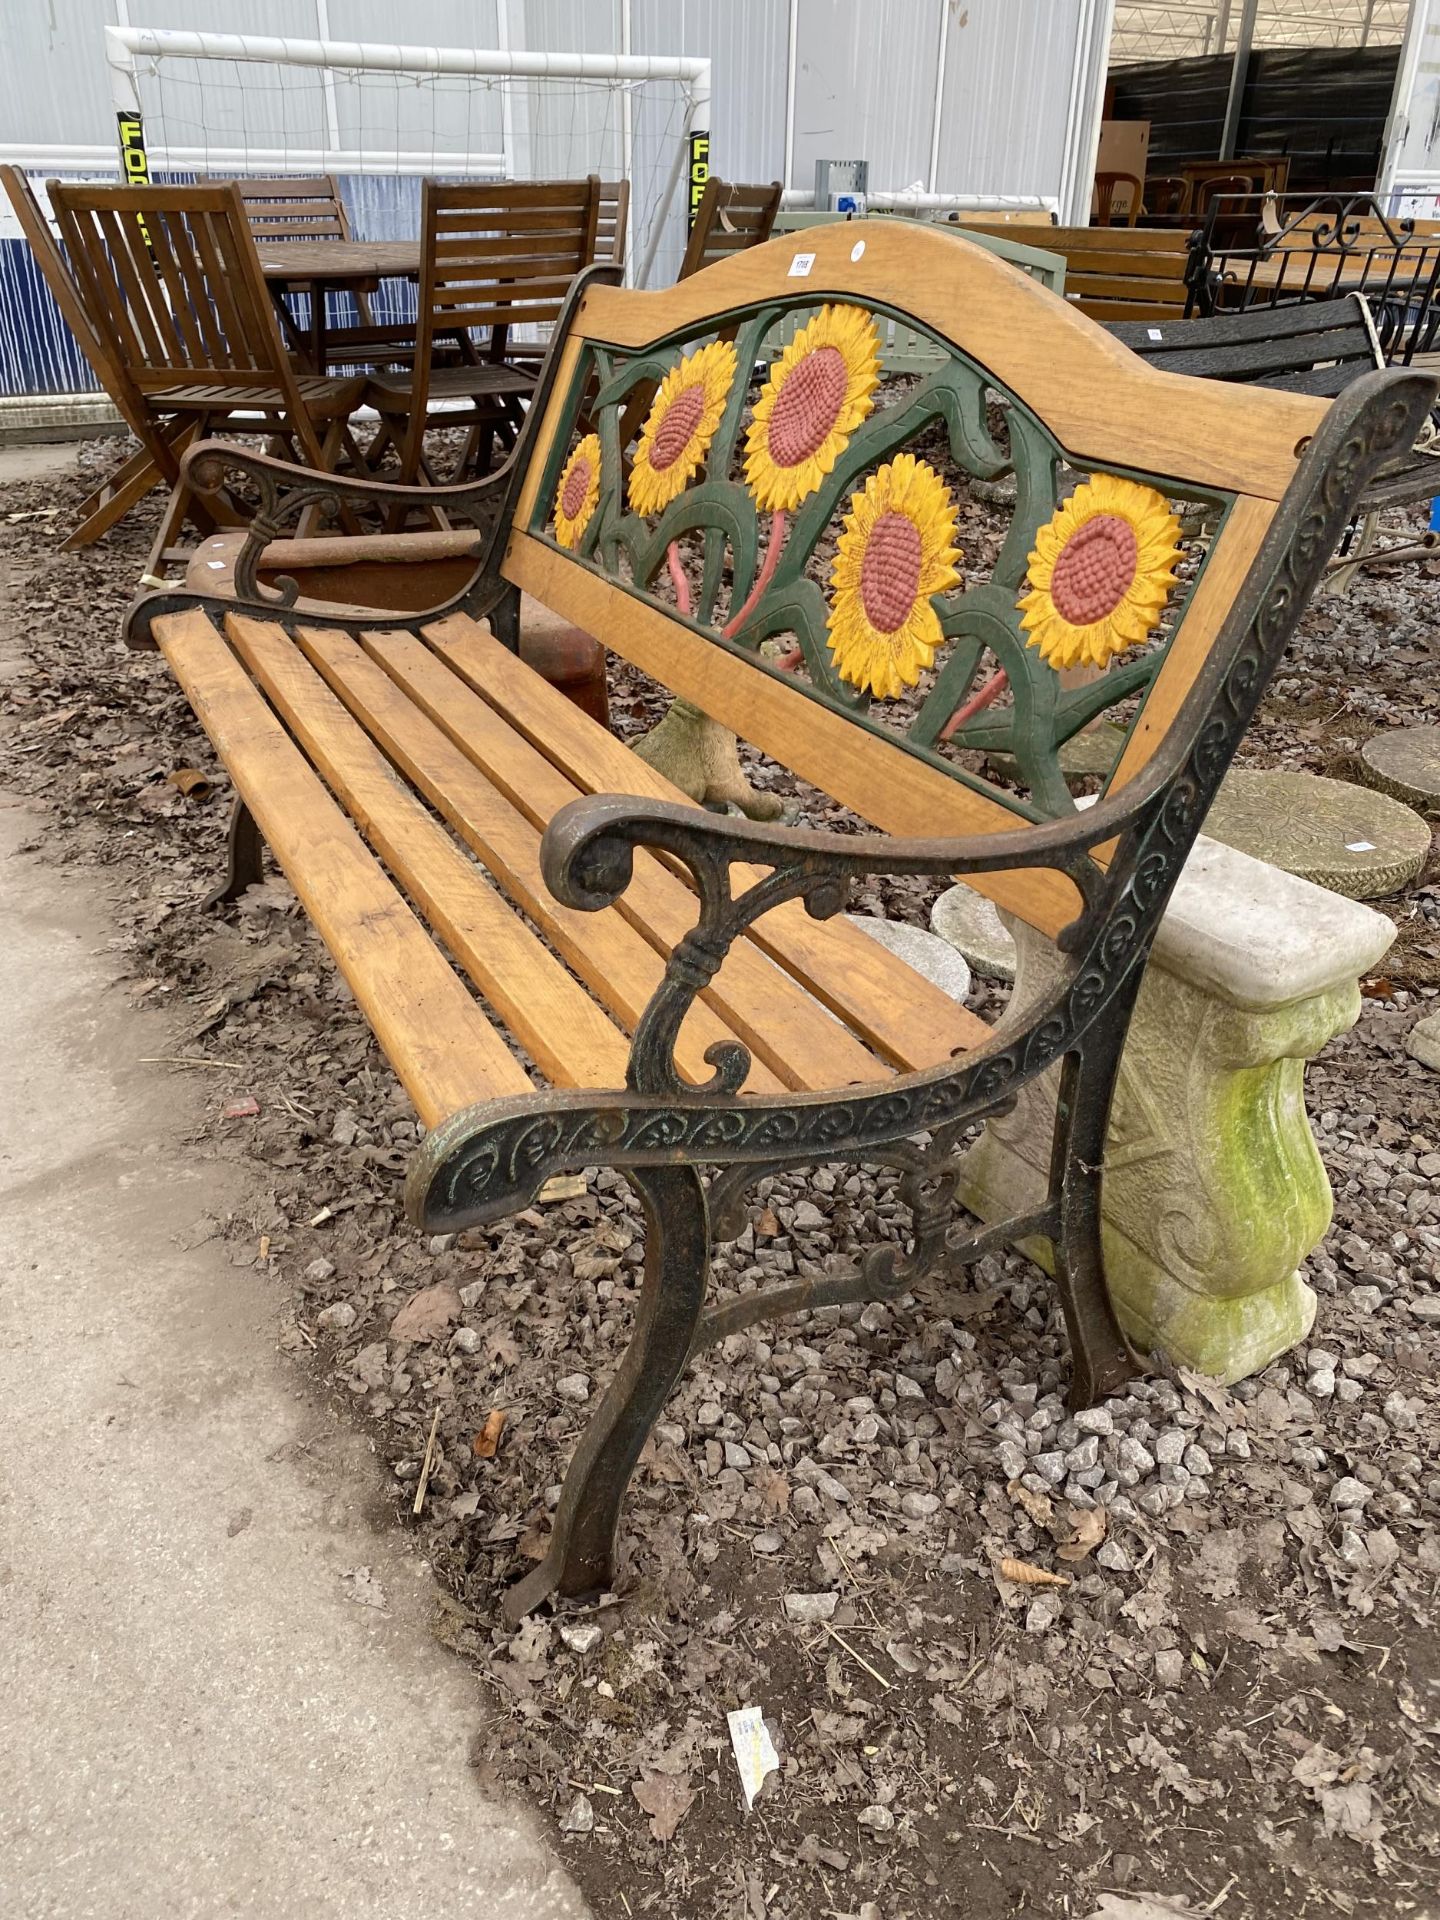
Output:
[570, 220, 1327, 501]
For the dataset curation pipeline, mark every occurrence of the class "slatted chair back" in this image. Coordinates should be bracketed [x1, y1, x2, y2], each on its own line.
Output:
[597, 179, 631, 266]
[0, 166, 140, 427]
[1184, 156, 1289, 203]
[1144, 175, 1191, 217]
[1093, 171, 1142, 226]
[499, 221, 1368, 944]
[1193, 172, 1258, 214]
[678, 178, 783, 280]
[962, 222, 1195, 321]
[45, 179, 347, 506]
[48, 180, 301, 400]
[236, 173, 377, 341]
[415, 176, 601, 361]
[237, 175, 351, 244]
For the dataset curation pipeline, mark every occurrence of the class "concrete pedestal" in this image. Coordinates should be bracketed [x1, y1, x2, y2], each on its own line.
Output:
[953, 836, 1396, 1383]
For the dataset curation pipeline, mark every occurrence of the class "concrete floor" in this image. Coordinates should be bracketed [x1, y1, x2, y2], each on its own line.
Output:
[0, 795, 585, 1920]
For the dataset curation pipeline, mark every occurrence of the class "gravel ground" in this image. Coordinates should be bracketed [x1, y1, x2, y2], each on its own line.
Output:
[1, 440, 1437, 1920]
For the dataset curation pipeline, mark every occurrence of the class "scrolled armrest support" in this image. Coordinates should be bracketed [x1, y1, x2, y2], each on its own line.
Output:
[182, 442, 506, 606]
[540, 776, 1171, 1102]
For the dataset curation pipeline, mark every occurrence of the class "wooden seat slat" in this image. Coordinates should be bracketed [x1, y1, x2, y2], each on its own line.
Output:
[285, 621, 788, 1095]
[358, 628, 893, 1091]
[154, 609, 532, 1123]
[421, 614, 992, 1064]
[223, 616, 635, 1091]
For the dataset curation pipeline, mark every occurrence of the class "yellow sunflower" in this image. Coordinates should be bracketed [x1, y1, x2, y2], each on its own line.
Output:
[827, 453, 962, 699]
[1019, 474, 1182, 672]
[744, 304, 881, 513]
[552, 433, 602, 549]
[628, 339, 736, 517]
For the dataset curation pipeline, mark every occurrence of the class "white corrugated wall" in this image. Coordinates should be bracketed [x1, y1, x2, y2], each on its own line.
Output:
[0, 0, 1110, 401]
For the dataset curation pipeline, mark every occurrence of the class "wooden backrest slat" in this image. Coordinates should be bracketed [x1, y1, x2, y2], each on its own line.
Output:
[1062, 272, 1191, 303]
[145, 210, 213, 365]
[209, 206, 278, 370]
[99, 204, 171, 365]
[190, 208, 255, 369]
[432, 275, 583, 305]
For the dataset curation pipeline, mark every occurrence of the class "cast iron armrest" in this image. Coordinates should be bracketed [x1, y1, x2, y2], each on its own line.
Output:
[405, 768, 1181, 1237]
[179, 441, 508, 605]
[542, 776, 1167, 943]
[540, 783, 1171, 1101]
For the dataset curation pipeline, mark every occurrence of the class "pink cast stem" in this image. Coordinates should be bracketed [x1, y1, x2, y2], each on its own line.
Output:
[939, 667, 1009, 742]
[722, 509, 788, 644]
[666, 540, 693, 617]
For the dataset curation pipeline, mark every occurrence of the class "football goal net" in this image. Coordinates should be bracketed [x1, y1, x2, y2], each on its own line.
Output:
[103, 26, 711, 285]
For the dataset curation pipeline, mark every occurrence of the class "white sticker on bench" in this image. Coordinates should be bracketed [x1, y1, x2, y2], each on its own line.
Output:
[1148, 327, 1163, 340]
[851, 239, 866, 262]
[789, 251, 816, 277]
[1346, 840, 1377, 852]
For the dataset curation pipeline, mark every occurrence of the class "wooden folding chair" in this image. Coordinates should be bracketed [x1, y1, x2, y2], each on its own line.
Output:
[0, 165, 211, 550]
[365, 176, 601, 502]
[48, 179, 368, 579]
[678, 179, 783, 280]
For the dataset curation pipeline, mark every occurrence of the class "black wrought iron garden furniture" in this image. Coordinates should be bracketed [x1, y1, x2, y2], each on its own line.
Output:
[1108, 295, 1440, 574]
[124, 222, 1433, 1621]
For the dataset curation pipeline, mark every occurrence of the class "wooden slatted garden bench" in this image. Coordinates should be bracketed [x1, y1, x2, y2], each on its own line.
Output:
[125, 222, 1432, 1621]
[960, 222, 1198, 322]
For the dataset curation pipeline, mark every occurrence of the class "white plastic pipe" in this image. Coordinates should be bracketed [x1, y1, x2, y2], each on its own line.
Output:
[927, 0, 950, 194]
[781, 188, 1059, 212]
[105, 26, 710, 96]
[10, 142, 506, 176]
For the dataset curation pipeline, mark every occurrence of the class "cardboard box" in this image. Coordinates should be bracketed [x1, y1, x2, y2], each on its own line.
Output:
[1095, 120, 1151, 219]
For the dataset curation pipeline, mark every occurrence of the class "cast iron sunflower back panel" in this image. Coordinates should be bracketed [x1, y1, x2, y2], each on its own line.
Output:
[532, 296, 1236, 820]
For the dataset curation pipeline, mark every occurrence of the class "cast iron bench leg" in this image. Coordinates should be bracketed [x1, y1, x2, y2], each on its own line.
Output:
[503, 1163, 710, 1623]
[203, 798, 265, 909]
[1050, 966, 1145, 1410]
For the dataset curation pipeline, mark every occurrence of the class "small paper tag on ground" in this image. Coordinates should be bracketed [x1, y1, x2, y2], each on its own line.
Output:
[727, 1706, 780, 1810]
[537, 1172, 587, 1203]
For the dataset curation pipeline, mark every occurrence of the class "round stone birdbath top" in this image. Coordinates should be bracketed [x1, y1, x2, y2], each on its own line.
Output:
[1359, 726, 1440, 819]
[1200, 768, 1432, 900]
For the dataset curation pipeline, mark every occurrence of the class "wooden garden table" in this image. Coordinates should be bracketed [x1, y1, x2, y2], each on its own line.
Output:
[259, 240, 422, 370]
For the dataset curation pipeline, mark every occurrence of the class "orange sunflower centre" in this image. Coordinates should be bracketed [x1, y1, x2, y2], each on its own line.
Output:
[650, 383, 708, 470]
[859, 511, 924, 632]
[559, 453, 594, 522]
[768, 346, 848, 466]
[1050, 514, 1139, 626]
